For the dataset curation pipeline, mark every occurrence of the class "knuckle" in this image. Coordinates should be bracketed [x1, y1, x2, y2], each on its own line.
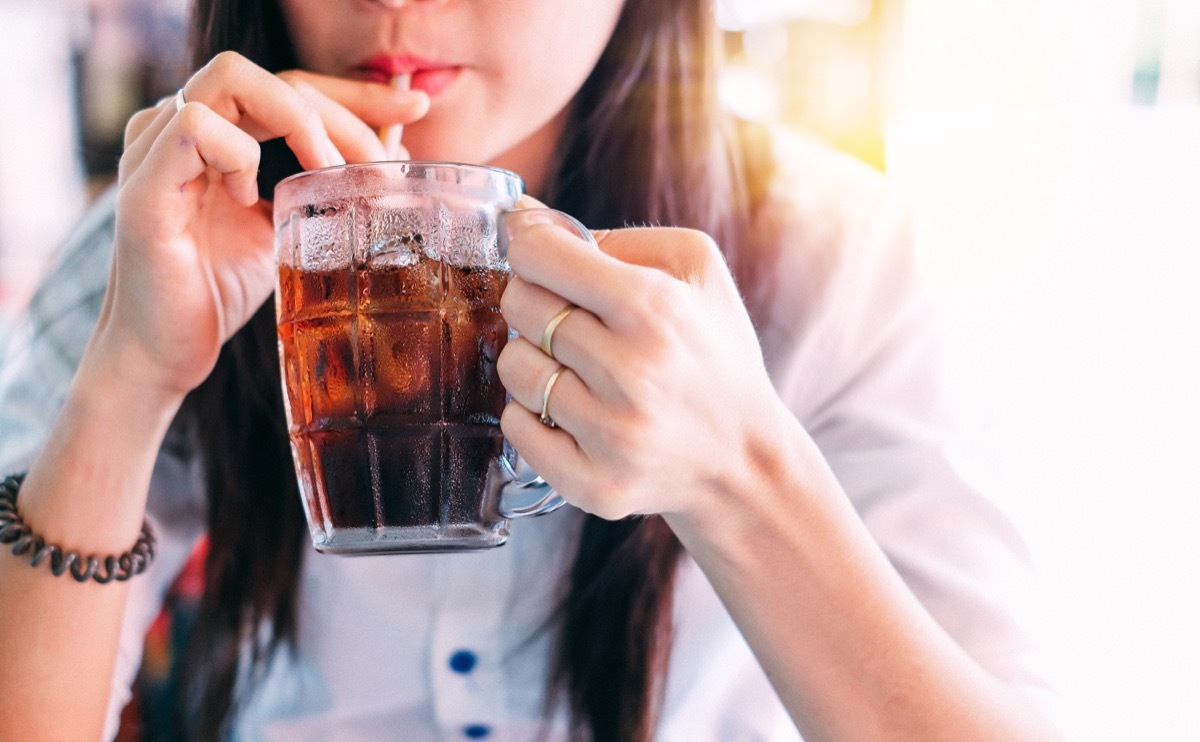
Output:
[499, 281, 519, 318]
[174, 102, 207, 135]
[612, 281, 650, 329]
[624, 294, 683, 358]
[579, 476, 627, 521]
[495, 343, 520, 388]
[207, 50, 248, 77]
[626, 375, 663, 415]
[122, 108, 158, 148]
[287, 76, 318, 99]
[298, 105, 326, 137]
[595, 415, 642, 460]
[499, 401, 523, 433]
[674, 227, 722, 268]
[276, 69, 305, 86]
[673, 227, 725, 283]
[642, 275, 684, 319]
[680, 227, 721, 258]
[240, 132, 263, 169]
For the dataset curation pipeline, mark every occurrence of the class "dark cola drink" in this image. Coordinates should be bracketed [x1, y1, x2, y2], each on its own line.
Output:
[277, 256, 511, 553]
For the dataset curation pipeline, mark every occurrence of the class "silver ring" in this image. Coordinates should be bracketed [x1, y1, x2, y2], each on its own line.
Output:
[540, 304, 576, 360]
[174, 88, 186, 113]
[540, 365, 567, 428]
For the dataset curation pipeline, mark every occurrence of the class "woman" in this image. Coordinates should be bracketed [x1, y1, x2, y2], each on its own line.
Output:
[0, 0, 1060, 739]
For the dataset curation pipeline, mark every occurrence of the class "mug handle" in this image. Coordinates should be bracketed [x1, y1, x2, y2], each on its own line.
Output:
[495, 207, 598, 519]
[497, 452, 564, 518]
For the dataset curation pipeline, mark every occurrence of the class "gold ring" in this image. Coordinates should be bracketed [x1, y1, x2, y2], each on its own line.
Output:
[174, 88, 187, 113]
[540, 365, 567, 428]
[540, 303, 577, 359]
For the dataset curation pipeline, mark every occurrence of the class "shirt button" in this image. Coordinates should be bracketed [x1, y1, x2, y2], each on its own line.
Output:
[448, 649, 478, 674]
[463, 724, 491, 738]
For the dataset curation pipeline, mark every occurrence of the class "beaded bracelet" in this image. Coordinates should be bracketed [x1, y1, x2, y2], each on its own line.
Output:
[0, 473, 156, 583]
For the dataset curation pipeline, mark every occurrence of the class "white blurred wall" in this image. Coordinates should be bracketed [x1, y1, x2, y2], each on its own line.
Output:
[891, 0, 1200, 739]
[0, 1, 87, 323]
[890, 105, 1200, 742]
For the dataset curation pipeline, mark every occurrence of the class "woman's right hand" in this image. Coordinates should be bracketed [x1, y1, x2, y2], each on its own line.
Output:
[91, 51, 429, 404]
[0, 54, 430, 740]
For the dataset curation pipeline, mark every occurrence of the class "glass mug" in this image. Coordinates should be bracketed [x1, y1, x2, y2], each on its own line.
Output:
[274, 161, 581, 554]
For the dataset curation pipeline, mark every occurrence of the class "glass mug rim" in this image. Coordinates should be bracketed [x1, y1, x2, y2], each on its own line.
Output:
[273, 159, 566, 556]
[276, 159, 525, 195]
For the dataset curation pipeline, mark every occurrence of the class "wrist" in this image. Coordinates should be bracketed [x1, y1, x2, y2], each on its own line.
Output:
[75, 327, 193, 425]
[665, 396, 840, 559]
[67, 361, 185, 456]
[12, 344, 187, 553]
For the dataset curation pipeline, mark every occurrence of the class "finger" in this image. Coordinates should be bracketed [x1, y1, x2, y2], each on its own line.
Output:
[281, 70, 431, 129]
[591, 227, 723, 286]
[503, 217, 648, 324]
[517, 195, 549, 210]
[183, 51, 342, 170]
[283, 73, 429, 162]
[501, 401, 639, 521]
[119, 100, 180, 182]
[123, 97, 175, 151]
[496, 337, 606, 433]
[288, 79, 388, 163]
[500, 400, 597, 493]
[134, 102, 262, 207]
[500, 276, 621, 390]
[508, 201, 721, 285]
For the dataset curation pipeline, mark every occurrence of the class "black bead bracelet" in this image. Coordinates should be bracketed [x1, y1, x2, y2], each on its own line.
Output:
[0, 474, 156, 583]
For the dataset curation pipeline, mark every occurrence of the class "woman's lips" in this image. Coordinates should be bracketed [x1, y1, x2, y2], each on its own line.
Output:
[407, 68, 459, 97]
[358, 55, 461, 97]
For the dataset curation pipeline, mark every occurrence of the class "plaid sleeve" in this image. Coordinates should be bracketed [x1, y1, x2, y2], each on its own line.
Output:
[0, 187, 117, 474]
[0, 189, 211, 741]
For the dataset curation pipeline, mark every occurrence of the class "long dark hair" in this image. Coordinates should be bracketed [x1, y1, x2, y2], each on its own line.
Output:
[178, 1, 778, 740]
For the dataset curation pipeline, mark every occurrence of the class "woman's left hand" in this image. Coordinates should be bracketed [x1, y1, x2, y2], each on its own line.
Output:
[497, 210, 784, 522]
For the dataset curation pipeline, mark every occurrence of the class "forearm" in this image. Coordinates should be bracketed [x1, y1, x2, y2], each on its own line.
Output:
[664, 404, 1060, 741]
[0, 347, 183, 739]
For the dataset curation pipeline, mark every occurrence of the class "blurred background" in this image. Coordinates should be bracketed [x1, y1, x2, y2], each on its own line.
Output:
[1, 0, 1198, 739]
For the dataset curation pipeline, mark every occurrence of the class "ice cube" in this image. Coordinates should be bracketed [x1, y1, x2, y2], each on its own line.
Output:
[443, 205, 496, 268]
[361, 312, 438, 421]
[293, 316, 361, 424]
[299, 202, 353, 271]
[366, 202, 442, 268]
[442, 310, 507, 424]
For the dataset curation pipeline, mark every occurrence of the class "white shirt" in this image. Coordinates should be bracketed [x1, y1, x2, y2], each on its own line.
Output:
[0, 135, 1052, 741]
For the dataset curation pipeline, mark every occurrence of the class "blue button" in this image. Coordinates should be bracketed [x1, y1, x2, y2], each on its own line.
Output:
[463, 724, 491, 739]
[449, 649, 478, 674]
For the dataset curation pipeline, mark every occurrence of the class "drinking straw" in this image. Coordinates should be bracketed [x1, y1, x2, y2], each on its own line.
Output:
[378, 73, 411, 160]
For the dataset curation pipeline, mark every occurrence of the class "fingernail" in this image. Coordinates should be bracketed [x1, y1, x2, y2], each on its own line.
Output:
[497, 208, 595, 260]
[498, 209, 553, 259]
[323, 139, 345, 168]
[503, 208, 558, 232]
[517, 194, 549, 210]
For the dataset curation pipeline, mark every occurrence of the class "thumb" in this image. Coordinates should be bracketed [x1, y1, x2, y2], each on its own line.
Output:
[514, 194, 614, 251]
[516, 196, 715, 284]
